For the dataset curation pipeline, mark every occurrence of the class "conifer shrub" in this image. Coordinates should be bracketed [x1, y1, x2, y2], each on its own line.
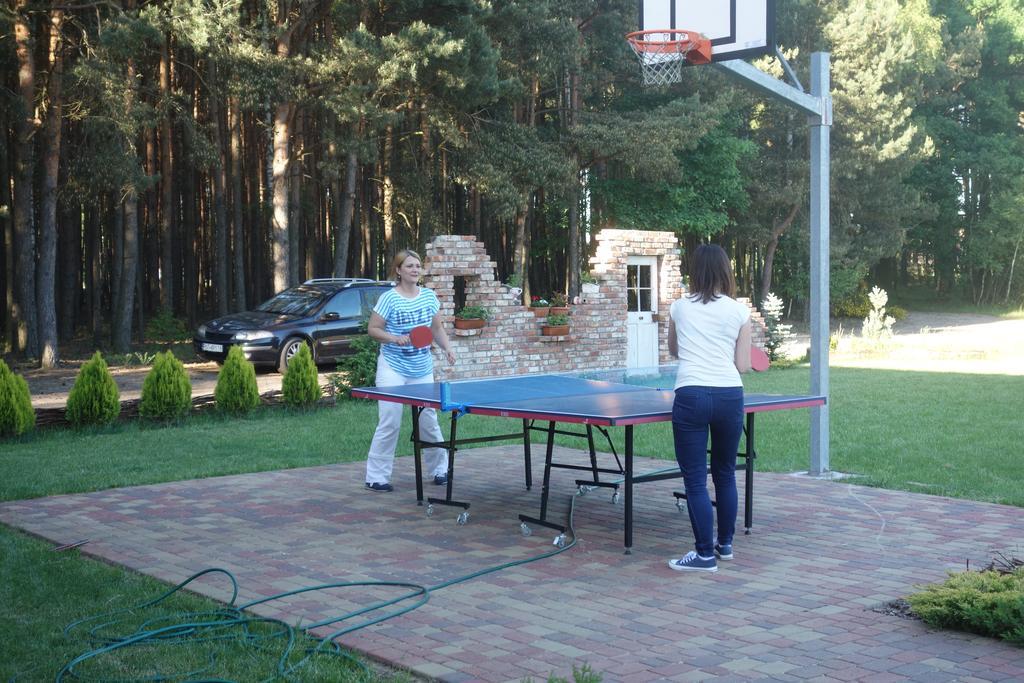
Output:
[281, 342, 321, 408]
[0, 359, 35, 437]
[139, 350, 192, 420]
[907, 564, 1024, 646]
[215, 345, 261, 414]
[65, 351, 120, 428]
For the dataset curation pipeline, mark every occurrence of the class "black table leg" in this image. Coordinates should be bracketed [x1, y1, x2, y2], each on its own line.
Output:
[744, 413, 756, 534]
[412, 406, 424, 505]
[624, 425, 633, 554]
[523, 418, 532, 490]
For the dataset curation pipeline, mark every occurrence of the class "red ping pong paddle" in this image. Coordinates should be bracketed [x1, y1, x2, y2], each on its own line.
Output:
[750, 345, 771, 372]
[409, 325, 433, 349]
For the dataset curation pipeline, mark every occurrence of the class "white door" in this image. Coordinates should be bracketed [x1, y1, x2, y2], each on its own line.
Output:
[626, 256, 658, 369]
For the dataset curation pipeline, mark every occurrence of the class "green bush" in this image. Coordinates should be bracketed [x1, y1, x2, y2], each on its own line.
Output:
[0, 359, 35, 437]
[281, 342, 321, 408]
[214, 346, 260, 414]
[65, 351, 120, 428]
[332, 334, 379, 399]
[139, 351, 192, 420]
[832, 294, 871, 319]
[907, 565, 1024, 646]
[145, 308, 191, 342]
[888, 304, 908, 321]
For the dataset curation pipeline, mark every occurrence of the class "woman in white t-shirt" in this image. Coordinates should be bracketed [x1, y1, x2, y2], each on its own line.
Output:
[666, 244, 752, 573]
[364, 249, 456, 492]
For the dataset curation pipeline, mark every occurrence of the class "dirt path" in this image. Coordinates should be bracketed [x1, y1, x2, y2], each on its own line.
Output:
[19, 311, 1024, 410]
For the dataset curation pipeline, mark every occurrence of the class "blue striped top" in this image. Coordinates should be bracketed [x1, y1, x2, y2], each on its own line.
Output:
[374, 287, 439, 378]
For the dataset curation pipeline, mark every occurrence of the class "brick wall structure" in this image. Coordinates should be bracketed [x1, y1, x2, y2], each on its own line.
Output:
[423, 231, 766, 382]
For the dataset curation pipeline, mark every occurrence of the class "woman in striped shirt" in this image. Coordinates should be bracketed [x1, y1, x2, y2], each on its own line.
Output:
[364, 249, 456, 492]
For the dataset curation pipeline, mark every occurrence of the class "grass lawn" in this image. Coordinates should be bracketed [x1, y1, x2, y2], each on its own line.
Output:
[2, 364, 1022, 679]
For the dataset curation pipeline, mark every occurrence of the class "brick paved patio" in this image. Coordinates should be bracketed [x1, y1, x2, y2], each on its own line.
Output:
[2, 446, 1022, 682]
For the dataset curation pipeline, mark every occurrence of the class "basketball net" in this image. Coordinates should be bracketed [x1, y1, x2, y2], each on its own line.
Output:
[626, 30, 712, 86]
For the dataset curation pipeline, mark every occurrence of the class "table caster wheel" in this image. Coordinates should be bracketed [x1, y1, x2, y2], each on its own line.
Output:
[552, 534, 566, 548]
[611, 491, 620, 505]
[457, 511, 469, 525]
[577, 484, 586, 496]
[520, 522, 532, 537]
[676, 500, 686, 512]
[426, 504, 433, 517]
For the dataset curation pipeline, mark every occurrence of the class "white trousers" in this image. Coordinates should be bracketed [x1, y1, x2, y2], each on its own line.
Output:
[365, 355, 448, 484]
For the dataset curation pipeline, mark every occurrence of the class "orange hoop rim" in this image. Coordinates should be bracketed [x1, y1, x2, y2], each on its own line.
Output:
[625, 29, 712, 64]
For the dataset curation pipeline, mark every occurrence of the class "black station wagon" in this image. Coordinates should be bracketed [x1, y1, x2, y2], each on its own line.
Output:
[193, 278, 392, 372]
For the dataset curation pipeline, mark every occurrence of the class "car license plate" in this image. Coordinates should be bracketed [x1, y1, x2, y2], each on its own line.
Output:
[201, 342, 224, 353]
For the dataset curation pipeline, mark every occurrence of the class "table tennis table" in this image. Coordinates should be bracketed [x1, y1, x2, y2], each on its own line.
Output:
[353, 367, 825, 553]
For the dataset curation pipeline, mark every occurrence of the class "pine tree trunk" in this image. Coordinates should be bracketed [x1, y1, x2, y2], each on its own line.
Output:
[229, 97, 246, 309]
[209, 59, 230, 315]
[85, 204, 102, 346]
[381, 126, 395, 265]
[37, 8, 64, 368]
[159, 34, 174, 311]
[114, 193, 139, 353]
[333, 148, 358, 277]
[12, 0, 38, 356]
[271, 101, 292, 294]
[760, 203, 799, 299]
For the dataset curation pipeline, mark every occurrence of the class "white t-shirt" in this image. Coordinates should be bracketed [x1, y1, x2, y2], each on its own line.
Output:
[670, 294, 750, 389]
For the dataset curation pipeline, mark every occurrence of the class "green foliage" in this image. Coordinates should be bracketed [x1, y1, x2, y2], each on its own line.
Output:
[107, 351, 158, 367]
[549, 293, 567, 307]
[281, 343, 321, 408]
[546, 312, 569, 326]
[504, 272, 522, 288]
[531, 297, 549, 308]
[145, 309, 190, 342]
[214, 347, 260, 415]
[139, 351, 192, 421]
[888, 305, 908, 321]
[907, 564, 1024, 646]
[65, 352, 120, 428]
[455, 305, 491, 320]
[579, 272, 598, 285]
[832, 296, 871, 320]
[0, 360, 35, 438]
[332, 335, 379, 399]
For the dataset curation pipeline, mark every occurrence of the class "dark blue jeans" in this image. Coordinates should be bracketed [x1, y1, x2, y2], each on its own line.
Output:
[672, 386, 744, 557]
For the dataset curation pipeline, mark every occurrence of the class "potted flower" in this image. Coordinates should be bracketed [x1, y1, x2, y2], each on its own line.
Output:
[454, 305, 491, 330]
[549, 292, 569, 315]
[541, 312, 570, 336]
[580, 272, 600, 294]
[530, 296, 550, 317]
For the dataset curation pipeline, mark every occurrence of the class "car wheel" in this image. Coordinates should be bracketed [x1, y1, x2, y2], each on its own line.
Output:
[277, 337, 306, 373]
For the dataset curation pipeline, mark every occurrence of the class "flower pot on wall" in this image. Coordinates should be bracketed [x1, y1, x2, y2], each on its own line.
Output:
[454, 318, 486, 330]
[541, 324, 569, 336]
[581, 282, 600, 294]
[532, 307, 550, 317]
[549, 306, 569, 316]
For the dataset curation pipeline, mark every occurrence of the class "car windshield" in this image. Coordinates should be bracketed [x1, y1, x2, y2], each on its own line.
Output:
[256, 286, 328, 316]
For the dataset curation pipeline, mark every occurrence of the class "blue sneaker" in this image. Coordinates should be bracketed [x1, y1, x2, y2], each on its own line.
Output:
[433, 472, 448, 486]
[667, 551, 717, 572]
[365, 482, 393, 492]
[715, 543, 733, 561]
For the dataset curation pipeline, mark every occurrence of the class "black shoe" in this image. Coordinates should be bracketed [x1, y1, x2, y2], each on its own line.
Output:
[365, 482, 393, 492]
[433, 473, 448, 486]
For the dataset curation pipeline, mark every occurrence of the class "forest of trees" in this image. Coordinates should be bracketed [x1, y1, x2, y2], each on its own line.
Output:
[2, 0, 1022, 366]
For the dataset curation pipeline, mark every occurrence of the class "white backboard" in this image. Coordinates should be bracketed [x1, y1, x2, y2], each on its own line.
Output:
[638, 0, 774, 62]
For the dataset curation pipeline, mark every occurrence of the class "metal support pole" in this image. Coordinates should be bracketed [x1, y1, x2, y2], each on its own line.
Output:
[808, 52, 831, 475]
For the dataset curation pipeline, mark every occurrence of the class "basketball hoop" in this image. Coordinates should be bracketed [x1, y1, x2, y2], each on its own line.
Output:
[625, 30, 712, 86]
